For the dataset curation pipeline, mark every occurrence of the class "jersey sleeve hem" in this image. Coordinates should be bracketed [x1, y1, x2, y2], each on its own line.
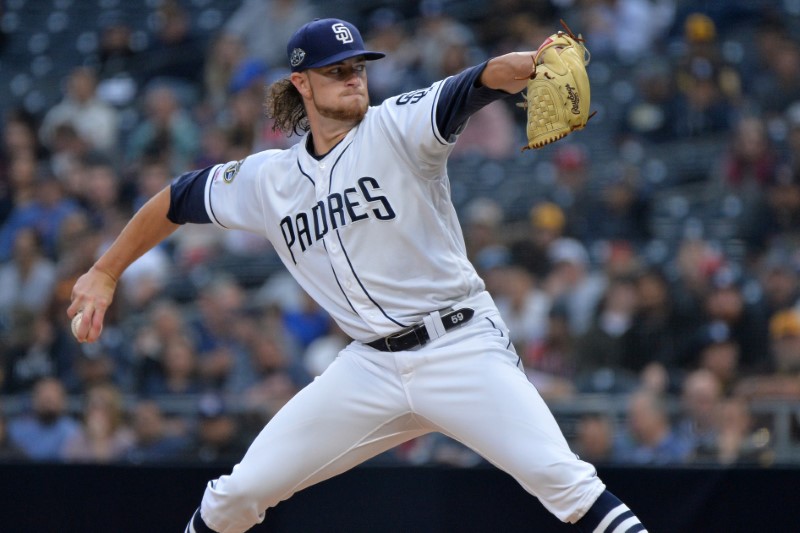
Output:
[430, 80, 449, 146]
[204, 164, 230, 229]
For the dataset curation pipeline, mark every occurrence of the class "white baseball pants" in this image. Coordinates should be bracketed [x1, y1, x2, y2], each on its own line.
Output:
[199, 292, 605, 533]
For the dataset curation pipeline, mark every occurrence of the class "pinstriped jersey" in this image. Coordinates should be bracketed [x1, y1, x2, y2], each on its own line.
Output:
[200, 75, 501, 342]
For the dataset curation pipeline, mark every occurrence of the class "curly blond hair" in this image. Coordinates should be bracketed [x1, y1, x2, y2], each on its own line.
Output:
[264, 78, 309, 136]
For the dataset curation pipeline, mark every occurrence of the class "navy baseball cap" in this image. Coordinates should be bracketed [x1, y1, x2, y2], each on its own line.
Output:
[287, 18, 385, 72]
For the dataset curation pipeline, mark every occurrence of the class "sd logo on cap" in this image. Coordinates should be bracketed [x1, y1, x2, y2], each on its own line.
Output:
[286, 18, 385, 72]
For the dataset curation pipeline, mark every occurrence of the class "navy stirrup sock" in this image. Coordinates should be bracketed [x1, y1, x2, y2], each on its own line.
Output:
[576, 490, 646, 533]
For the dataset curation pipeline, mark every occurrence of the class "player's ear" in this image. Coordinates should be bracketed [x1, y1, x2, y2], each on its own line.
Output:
[290, 72, 312, 99]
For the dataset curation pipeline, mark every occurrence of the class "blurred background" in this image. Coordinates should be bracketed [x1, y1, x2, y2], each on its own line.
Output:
[1, 0, 800, 480]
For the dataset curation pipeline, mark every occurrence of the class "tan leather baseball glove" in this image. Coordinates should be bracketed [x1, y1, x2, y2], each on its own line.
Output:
[519, 20, 594, 150]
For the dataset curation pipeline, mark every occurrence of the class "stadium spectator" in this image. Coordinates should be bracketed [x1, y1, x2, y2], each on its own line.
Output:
[280, 291, 332, 353]
[411, 0, 478, 82]
[573, 412, 615, 464]
[545, 144, 596, 240]
[221, 0, 315, 69]
[137, 334, 203, 397]
[712, 114, 778, 194]
[188, 276, 252, 393]
[756, 247, 800, 321]
[78, 155, 125, 231]
[689, 321, 742, 396]
[67, 343, 119, 394]
[1, 152, 39, 226]
[672, 64, 735, 140]
[90, 11, 142, 108]
[509, 201, 565, 281]
[700, 272, 770, 373]
[624, 267, 695, 388]
[522, 304, 577, 400]
[1, 312, 59, 394]
[1, 108, 48, 167]
[203, 33, 247, 117]
[674, 12, 743, 108]
[494, 264, 551, 355]
[125, 83, 200, 175]
[39, 66, 119, 156]
[667, 0, 760, 42]
[618, 59, 680, 144]
[735, 309, 800, 400]
[363, 8, 423, 104]
[221, 59, 277, 153]
[612, 389, 692, 465]
[750, 32, 800, 118]
[193, 124, 232, 170]
[132, 299, 190, 390]
[46, 123, 92, 183]
[61, 382, 134, 462]
[0, 404, 25, 460]
[0, 227, 57, 321]
[7, 377, 79, 460]
[241, 329, 305, 424]
[129, 157, 173, 215]
[0, 172, 81, 262]
[675, 368, 724, 463]
[747, 165, 800, 251]
[544, 237, 607, 336]
[124, 400, 190, 464]
[585, 171, 651, 246]
[476, 5, 555, 58]
[574, 276, 640, 394]
[670, 238, 724, 322]
[183, 393, 251, 464]
[462, 197, 505, 264]
[136, 0, 207, 91]
[715, 396, 772, 465]
[578, 0, 674, 63]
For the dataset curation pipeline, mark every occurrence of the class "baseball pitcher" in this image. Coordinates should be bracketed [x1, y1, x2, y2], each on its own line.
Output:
[69, 17, 646, 533]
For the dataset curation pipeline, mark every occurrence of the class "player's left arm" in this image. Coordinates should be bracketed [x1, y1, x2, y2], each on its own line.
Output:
[435, 52, 535, 141]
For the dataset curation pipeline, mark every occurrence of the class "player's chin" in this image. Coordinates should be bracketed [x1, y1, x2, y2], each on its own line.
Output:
[322, 100, 368, 123]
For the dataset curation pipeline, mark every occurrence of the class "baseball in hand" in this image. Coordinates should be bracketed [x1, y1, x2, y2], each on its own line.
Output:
[71, 311, 83, 340]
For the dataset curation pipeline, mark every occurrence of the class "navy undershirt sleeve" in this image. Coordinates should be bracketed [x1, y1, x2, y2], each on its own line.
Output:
[167, 166, 213, 224]
[435, 60, 516, 141]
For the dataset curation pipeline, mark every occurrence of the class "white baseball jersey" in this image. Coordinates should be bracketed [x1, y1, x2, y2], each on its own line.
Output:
[193, 75, 489, 341]
[177, 64, 609, 533]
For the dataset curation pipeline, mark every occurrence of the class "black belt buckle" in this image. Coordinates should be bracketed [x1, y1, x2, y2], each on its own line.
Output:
[383, 328, 413, 352]
[368, 307, 474, 352]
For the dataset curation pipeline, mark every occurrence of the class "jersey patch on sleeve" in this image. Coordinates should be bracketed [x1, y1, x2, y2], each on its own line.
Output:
[223, 159, 244, 183]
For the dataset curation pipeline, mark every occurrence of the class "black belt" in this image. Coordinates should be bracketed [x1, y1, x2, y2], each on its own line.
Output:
[366, 308, 475, 352]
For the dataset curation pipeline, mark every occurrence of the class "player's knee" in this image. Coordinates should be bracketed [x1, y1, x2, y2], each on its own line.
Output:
[201, 474, 270, 533]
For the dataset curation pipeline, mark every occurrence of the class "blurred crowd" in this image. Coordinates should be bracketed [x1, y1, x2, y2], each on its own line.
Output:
[1, 0, 800, 468]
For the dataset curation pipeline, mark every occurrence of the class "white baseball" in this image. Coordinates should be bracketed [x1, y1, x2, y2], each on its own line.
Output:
[71, 311, 83, 340]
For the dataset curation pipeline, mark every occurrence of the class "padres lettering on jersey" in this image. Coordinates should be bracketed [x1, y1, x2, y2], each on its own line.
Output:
[279, 176, 396, 260]
[203, 78, 484, 341]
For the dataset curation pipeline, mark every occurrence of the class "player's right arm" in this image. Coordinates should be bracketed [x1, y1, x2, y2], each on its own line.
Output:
[68, 166, 215, 343]
[68, 185, 179, 342]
